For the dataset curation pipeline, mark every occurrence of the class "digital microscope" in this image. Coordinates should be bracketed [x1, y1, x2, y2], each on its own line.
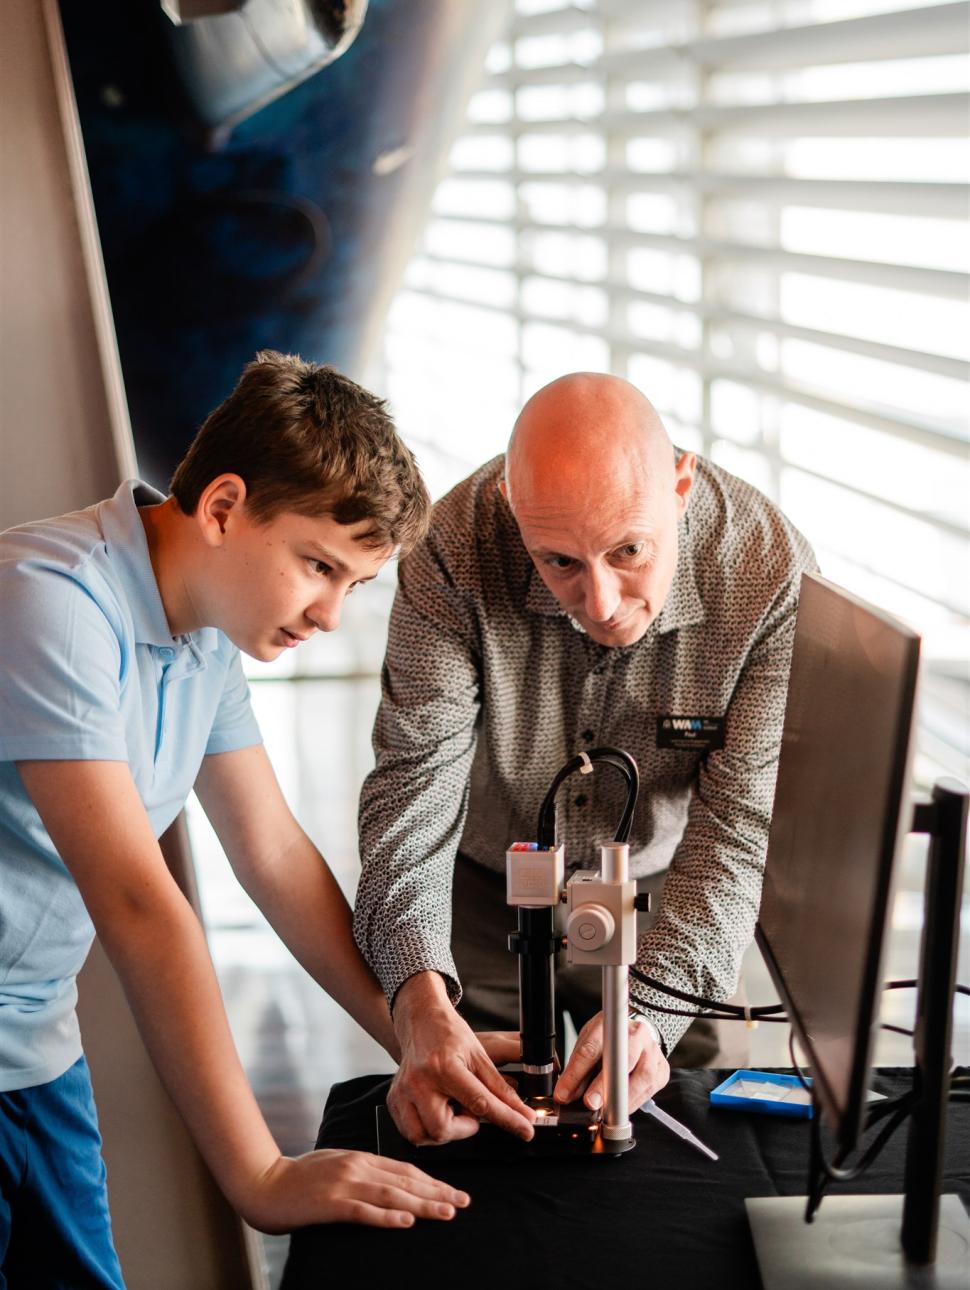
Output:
[504, 746, 650, 1156]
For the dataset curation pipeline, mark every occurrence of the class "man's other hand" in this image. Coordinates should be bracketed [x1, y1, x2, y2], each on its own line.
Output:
[475, 1030, 523, 1070]
[553, 1012, 669, 1111]
[388, 974, 535, 1145]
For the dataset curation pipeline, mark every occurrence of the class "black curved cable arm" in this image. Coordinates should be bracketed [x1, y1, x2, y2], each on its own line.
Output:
[535, 746, 640, 849]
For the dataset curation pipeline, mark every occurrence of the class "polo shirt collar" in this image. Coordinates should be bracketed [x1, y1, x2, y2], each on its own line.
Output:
[524, 563, 564, 618]
[523, 511, 705, 636]
[98, 480, 220, 654]
[652, 513, 705, 635]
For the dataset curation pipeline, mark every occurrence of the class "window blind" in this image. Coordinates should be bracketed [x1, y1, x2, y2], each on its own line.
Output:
[381, 0, 970, 783]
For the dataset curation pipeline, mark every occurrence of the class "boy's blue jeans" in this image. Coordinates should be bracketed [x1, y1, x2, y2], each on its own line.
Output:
[0, 1056, 125, 1289]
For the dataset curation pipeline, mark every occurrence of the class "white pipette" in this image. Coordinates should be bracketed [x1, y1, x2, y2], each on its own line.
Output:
[639, 1098, 719, 1161]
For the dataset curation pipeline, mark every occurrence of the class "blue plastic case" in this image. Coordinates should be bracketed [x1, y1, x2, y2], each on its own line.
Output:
[709, 1069, 813, 1118]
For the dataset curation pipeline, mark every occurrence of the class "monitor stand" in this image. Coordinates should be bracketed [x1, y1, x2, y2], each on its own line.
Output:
[746, 1193, 969, 1290]
[748, 779, 969, 1289]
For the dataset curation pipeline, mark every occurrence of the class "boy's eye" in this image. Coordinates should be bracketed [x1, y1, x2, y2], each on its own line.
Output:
[309, 559, 332, 576]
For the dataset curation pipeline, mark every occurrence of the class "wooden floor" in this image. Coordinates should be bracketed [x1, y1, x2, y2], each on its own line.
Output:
[187, 659, 970, 1288]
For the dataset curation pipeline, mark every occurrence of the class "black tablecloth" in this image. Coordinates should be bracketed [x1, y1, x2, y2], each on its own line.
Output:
[281, 1070, 970, 1290]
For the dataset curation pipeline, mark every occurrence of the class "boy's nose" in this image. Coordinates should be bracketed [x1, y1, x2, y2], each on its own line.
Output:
[308, 591, 341, 633]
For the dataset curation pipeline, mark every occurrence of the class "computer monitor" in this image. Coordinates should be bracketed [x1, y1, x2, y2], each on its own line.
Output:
[756, 572, 920, 1158]
[748, 573, 969, 1288]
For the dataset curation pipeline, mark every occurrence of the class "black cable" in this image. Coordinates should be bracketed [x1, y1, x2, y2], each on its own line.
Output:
[814, 1091, 915, 1187]
[790, 1029, 917, 1125]
[629, 969, 967, 1023]
[885, 978, 969, 995]
[800, 1030, 916, 1220]
[865, 1093, 915, 1127]
[630, 967, 786, 1017]
[635, 1000, 790, 1022]
[536, 747, 639, 849]
[636, 998, 913, 1039]
[788, 1028, 812, 1092]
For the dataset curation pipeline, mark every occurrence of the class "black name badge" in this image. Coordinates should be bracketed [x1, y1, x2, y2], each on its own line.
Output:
[657, 715, 726, 752]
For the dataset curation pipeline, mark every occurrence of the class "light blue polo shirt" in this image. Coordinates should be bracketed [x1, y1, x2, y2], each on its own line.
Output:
[0, 480, 262, 1091]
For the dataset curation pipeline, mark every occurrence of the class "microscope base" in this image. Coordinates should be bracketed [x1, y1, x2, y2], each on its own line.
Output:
[375, 1102, 635, 1163]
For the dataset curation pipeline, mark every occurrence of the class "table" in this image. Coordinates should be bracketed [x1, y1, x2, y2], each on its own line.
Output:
[281, 1070, 970, 1290]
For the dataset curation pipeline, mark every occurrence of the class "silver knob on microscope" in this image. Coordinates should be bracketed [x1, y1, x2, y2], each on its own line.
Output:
[566, 904, 614, 952]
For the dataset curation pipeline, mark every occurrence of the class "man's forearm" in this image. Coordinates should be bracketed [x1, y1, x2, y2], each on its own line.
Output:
[631, 819, 763, 1052]
[391, 971, 455, 1039]
[355, 554, 483, 1006]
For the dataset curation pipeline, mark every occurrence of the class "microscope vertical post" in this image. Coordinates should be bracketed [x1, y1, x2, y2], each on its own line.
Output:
[600, 842, 632, 1141]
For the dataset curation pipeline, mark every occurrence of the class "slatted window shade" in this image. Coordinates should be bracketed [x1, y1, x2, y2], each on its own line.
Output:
[380, 0, 969, 783]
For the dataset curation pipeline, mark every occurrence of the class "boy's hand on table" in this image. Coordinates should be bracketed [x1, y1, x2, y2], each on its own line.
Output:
[244, 1150, 470, 1233]
[17, 760, 464, 1231]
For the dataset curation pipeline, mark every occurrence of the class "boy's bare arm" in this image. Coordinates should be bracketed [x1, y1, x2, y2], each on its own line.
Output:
[16, 758, 468, 1232]
[193, 744, 399, 1059]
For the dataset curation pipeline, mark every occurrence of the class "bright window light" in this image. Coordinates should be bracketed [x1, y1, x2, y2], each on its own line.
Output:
[378, 0, 970, 783]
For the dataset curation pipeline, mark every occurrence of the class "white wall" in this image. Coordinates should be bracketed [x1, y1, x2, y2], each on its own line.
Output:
[0, 0, 134, 529]
[0, 5, 264, 1285]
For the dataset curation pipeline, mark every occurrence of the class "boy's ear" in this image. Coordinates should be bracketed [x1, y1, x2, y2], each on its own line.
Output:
[196, 474, 248, 545]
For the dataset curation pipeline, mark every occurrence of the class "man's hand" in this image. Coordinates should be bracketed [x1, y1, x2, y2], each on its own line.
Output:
[553, 1012, 669, 1111]
[243, 1150, 470, 1233]
[388, 974, 535, 1145]
[475, 1031, 523, 1070]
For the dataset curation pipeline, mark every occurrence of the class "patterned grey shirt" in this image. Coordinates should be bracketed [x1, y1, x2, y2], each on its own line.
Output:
[354, 454, 817, 1052]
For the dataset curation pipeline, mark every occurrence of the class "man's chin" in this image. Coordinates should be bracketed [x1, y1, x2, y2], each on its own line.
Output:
[583, 615, 651, 647]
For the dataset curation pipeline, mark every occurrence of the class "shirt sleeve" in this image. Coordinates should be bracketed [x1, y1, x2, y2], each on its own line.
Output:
[630, 560, 815, 1054]
[0, 562, 128, 763]
[204, 648, 263, 755]
[353, 535, 483, 1007]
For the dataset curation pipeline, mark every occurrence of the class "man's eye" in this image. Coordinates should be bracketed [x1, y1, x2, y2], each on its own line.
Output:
[620, 543, 644, 558]
[547, 555, 576, 571]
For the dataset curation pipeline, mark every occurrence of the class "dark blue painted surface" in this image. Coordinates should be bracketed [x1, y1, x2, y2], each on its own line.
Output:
[59, 0, 498, 487]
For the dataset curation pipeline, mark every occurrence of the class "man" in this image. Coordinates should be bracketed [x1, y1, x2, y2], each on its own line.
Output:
[0, 352, 471, 1288]
[354, 371, 817, 1146]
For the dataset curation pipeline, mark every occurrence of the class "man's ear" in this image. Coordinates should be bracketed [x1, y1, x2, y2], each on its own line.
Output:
[673, 452, 696, 516]
[196, 474, 248, 546]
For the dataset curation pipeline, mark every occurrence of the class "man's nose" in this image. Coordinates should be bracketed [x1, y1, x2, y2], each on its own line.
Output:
[584, 564, 621, 623]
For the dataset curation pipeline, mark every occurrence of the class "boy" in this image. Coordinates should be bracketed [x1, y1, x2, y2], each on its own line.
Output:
[0, 351, 471, 1288]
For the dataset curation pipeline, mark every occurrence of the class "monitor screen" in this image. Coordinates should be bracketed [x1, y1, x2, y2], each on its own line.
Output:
[756, 573, 920, 1157]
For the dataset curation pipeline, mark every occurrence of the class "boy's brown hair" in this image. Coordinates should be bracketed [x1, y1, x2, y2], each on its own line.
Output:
[170, 351, 429, 552]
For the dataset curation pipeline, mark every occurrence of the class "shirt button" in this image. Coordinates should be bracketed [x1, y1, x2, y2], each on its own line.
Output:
[582, 729, 594, 743]
[574, 794, 588, 807]
[158, 646, 175, 660]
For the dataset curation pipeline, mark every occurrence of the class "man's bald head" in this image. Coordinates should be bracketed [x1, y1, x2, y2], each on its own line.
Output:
[502, 372, 695, 648]
[505, 372, 674, 515]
